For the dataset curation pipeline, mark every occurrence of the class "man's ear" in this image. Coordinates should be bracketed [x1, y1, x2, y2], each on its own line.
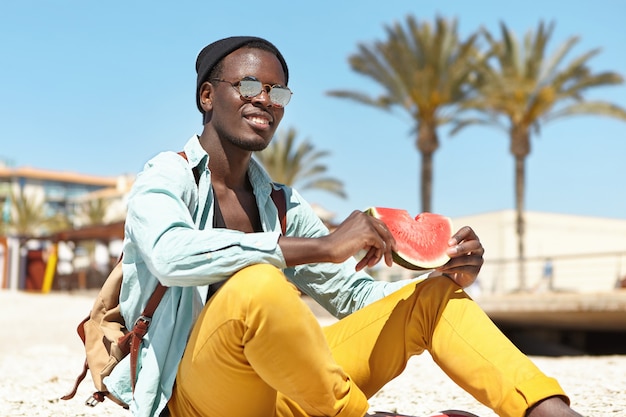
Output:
[199, 82, 214, 112]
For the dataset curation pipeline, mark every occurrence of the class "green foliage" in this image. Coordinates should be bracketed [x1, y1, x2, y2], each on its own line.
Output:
[327, 15, 484, 212]
[6, 186, 69, 237]
[329, 15, 483, 141]
[76, 198, 110, 226]
[454, 20, 626, 149]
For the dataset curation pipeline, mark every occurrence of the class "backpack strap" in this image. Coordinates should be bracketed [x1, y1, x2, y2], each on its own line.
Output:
[119, 283, 168, 393]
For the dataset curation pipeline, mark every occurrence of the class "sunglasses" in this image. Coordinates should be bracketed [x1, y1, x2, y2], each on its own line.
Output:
[211, 76, 292, 108]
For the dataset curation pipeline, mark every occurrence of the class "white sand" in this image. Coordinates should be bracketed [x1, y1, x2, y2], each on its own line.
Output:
[1, 290, 624, 417]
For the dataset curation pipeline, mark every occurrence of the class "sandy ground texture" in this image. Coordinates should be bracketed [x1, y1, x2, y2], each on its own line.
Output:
[1, 290, 625, 417]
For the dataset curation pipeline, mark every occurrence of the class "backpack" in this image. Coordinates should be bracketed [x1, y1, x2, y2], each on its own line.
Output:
[61, 152, 287, 408]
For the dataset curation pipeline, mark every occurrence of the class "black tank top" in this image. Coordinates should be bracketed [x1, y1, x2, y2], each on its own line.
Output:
[206, 192, 261, 300]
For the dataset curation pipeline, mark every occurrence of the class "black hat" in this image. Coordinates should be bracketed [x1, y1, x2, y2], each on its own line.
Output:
[195, 36, 289, 113]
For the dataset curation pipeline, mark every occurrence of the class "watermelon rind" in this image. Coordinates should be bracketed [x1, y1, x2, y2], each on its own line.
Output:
[392, 252, 432, 271]
[366, 207, 452, 270]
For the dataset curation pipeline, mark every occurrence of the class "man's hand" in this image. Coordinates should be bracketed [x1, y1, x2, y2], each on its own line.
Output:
[279, 210, 396, 269]
[324, 210, 397, 271]
[434, 226, 484, 288]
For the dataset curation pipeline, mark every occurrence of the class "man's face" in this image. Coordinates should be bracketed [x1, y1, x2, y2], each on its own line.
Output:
[208, 47, 286, 152]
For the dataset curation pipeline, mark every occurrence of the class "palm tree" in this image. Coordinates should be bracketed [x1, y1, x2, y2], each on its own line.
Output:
[327, 15, 482, 213]
[254, 127, 347, 199]
[7, 186, 69, 237]
[77, 198, 110, 226]
[1, 197, 10, 235]
[454, 21, 626, 291]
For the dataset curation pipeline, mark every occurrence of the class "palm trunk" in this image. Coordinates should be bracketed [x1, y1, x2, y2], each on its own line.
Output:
[421, 151, 433, 213]
[515, 155, 526, 291]
[417, 122, 438, 214]
[510, 123, 530, 292]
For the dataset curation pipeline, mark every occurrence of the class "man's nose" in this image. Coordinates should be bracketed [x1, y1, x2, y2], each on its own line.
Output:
[251, 87, 272, 106]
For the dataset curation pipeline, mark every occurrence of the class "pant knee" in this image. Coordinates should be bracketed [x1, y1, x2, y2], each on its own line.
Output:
[413, 275, 468, 312]
[423, 273, 463, 292]
[400, 275, 470, 351]
[220, 264, 298, 304]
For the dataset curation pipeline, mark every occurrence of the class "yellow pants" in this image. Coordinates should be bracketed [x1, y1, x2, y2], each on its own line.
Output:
[168, 264, 567, 417]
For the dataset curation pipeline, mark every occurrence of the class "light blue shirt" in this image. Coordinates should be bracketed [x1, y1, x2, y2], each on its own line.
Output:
[105, 135, 414, 416]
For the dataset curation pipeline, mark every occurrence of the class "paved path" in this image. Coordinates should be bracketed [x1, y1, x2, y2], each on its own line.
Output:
[475, 290, 626, 331]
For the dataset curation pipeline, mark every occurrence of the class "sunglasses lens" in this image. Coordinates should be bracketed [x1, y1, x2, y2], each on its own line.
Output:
[237, 78, 292, 107]
[238, 79, 263, 98]
[269, 87, 292, 107]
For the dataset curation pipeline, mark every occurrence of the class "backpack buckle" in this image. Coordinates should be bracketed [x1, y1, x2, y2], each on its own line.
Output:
[85, 391, 107, 407]
[85, 394, 100, 407]
[134, 315, 151, 327]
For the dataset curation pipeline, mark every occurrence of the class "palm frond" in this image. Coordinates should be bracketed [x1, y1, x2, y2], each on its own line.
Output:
[544, 101, 626, 122]
[255, 127, 347, 200]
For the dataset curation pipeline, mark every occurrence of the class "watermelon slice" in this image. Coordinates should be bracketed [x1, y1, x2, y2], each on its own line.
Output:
[366, 207, 453, 270]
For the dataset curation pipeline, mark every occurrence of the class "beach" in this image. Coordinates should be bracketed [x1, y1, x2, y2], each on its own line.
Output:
[1, 290, 624, 417]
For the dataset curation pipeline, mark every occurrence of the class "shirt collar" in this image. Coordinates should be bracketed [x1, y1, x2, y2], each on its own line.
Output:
[184, 135, 277, 195]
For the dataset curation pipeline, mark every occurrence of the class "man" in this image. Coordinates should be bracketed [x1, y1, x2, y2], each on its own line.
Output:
[105, 36, 583, 417]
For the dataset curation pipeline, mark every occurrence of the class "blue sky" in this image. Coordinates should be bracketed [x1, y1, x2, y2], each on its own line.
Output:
[1, 0, 625, 222]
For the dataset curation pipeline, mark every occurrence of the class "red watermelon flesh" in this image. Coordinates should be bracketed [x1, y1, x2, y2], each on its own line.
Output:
[367, 207, 453, 270]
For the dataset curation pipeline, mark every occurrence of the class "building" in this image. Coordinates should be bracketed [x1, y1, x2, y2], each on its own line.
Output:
[374, 210, 626, 295]
[0, 162, 132, 234]
[0, 161, 132, 290]
[456, 210, 626, 294]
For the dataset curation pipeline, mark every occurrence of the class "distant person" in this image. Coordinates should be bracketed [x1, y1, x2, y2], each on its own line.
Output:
[535, 258, 554, 293]
[106, 36, 583, 417]
[93, 242, 110, 274]
[56, 241, 74, 276]
[543, 258, 554, 290]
